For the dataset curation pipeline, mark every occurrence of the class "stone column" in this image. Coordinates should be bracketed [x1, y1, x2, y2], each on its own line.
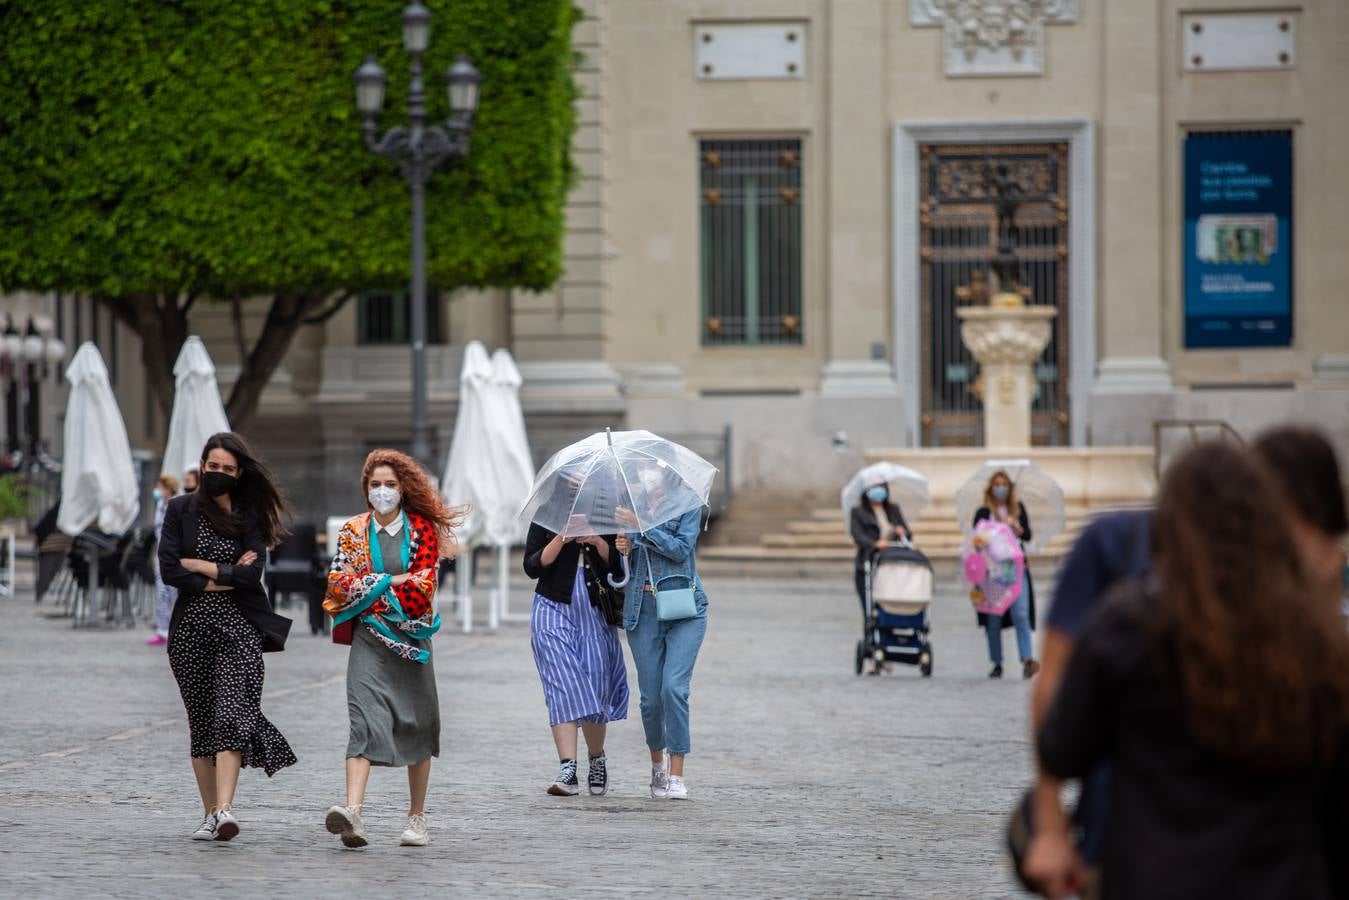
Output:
[958, 304, 1058, 449]
[1092, 0, 1173, 395]
[818, 0, 897, 398]
[511, 0, 623, 411]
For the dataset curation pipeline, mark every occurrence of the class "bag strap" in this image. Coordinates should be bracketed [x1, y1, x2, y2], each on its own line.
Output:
[642, 539, 695, 590]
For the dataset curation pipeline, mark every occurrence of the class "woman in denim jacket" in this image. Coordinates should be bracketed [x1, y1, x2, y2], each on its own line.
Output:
[615, 480, 709, 802]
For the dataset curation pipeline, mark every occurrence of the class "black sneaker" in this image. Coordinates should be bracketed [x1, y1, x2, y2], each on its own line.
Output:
[547, 759, 579, 796]
[587, 752, 609, 796]
[989, 664, 1003, 679]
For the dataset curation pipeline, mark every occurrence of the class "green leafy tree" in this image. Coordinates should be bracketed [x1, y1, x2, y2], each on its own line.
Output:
[0, 0, 578, 426]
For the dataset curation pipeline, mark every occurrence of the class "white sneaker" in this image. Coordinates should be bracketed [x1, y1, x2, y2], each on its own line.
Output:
[325, 805, 368, 849]
[190, 813, 217, 841]
[650, 764, 669, 800]
[400, 813, 429, 847]
[665, 775, 689, 800]
[213, 807, 240, 841]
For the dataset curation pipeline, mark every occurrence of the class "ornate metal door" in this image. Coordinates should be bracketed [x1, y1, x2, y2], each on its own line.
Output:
[919, 143, 1069, 446]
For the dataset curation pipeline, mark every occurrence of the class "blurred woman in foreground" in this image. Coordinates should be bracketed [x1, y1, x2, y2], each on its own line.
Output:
[1038, 441, 1349, 899]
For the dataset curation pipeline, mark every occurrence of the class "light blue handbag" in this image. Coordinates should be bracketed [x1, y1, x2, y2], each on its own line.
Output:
[654, 573, 698, 622]
[645, 547, 698, 621]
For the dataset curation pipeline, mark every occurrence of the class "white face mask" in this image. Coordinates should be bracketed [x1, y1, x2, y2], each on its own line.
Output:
[368, 486, 401, 516]
[639, 469, 664, 493]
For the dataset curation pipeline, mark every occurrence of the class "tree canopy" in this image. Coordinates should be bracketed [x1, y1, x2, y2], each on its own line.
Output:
[0, 0, 579, 298]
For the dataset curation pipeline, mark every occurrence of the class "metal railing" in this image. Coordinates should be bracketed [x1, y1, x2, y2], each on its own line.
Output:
[1152, 418, 1244, 480]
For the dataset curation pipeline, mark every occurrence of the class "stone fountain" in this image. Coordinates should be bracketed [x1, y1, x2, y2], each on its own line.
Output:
[956, 163, 1057, 449]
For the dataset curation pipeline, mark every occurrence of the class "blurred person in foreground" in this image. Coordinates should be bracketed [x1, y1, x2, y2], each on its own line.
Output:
[1035, 440, 1349, 899]
[1023, 427, 1349, 896]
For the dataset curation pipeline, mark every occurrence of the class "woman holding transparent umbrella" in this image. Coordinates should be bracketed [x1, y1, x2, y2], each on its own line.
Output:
[614, 464, 710, 801]
[522, 430, 718, 801]
[522, 466, 629, 798]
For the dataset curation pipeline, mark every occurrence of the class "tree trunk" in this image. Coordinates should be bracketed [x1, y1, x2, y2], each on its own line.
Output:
[101, 293, 354, 434]
[224, 294, 327, 430]
[98, 295, 189, 420]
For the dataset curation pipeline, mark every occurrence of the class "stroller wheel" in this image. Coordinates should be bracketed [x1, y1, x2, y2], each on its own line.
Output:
[855, 640, 865, 676]
[919, 649, 933, 678]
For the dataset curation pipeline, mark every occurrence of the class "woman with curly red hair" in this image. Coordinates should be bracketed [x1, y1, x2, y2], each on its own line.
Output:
[322, 449, 461, 850]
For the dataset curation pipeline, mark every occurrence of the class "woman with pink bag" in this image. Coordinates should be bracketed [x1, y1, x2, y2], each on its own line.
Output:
[970, 470, 1038, 679]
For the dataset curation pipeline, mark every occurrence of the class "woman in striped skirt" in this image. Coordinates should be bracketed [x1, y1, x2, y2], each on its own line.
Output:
[523, 522, 629, 796]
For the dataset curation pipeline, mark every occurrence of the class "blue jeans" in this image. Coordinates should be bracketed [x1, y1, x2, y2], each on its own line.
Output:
[625, 591, 707, 756]
[985, 571, 1034, 664]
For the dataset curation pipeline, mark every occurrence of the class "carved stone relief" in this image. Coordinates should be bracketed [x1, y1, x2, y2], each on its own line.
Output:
[910, 1, 1079, 77]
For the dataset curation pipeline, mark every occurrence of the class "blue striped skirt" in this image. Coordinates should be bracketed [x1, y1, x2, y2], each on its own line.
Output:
[530, 564, 629, 727]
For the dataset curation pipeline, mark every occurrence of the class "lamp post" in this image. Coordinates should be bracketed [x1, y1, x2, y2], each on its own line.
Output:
[355, 2, 481, 466]
[0, 313, 66, 457]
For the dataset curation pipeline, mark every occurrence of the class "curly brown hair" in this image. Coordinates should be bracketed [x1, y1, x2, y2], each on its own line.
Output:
[1153, 441, 1349, 769]
[361, 449, 467, 554]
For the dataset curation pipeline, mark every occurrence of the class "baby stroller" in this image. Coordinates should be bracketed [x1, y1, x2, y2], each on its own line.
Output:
[856, 542, 934, 677]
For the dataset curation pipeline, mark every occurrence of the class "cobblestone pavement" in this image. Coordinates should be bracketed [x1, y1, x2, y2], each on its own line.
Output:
[0, 569, 1042, 898]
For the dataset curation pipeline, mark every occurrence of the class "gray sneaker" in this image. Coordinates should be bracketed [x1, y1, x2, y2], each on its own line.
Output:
[650, 764, 669, 800]
[213, 807, 240, 841]
[325, 805, 368, 849]
[190, 813, 217, 841]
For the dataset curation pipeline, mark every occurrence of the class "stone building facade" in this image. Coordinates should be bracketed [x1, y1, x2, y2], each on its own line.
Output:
[6, 0, 1348, 513]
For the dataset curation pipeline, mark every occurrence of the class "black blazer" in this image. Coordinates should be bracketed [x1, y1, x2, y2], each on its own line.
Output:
[973, 503, 1036, 630]
[849, 502, 911, 571]
[158, 493, 291, 653]
[523, 523, 624, 606]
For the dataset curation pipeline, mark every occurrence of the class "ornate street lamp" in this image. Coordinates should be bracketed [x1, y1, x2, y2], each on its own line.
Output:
[355, 2, 481, 467]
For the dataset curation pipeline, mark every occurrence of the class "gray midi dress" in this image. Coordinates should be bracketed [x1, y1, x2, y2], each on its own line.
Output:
[345, 527, 440, 767]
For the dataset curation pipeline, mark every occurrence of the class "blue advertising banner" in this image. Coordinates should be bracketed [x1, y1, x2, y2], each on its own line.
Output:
[1183, 132, 1293, 348]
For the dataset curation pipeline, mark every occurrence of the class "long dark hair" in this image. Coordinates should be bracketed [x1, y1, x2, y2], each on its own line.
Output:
[1153, 441, 1349, 769]
[194, 432, 290, 548]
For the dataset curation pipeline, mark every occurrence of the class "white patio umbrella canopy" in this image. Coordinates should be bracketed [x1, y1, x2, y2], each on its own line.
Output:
[57, 343, 140, 536]
[161, 336, 230, 483]
[441, 341, 495, 544]
[840, 461, 931, 526]
[954, 457, 1065, 553]
[483, 349, 535, 545]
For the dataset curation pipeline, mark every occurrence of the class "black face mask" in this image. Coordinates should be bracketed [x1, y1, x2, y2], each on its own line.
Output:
[201, 471, 237, 498]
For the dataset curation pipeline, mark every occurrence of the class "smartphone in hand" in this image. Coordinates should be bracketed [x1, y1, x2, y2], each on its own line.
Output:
[564, 513, 592, 539]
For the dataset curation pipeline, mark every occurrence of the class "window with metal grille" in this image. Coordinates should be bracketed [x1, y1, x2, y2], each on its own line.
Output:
[357, 293, 443, 345]
[699, 139, 803, 345]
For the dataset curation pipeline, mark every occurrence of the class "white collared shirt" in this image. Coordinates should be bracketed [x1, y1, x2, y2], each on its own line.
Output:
[373, 514, 404, 537]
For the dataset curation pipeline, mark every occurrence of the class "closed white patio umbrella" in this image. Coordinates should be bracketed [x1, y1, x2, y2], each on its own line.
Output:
[440, 341, 496, 632]
[484, 349, 535, 623]
[58, 342, 140, 538]
[161, 336, 230, 483]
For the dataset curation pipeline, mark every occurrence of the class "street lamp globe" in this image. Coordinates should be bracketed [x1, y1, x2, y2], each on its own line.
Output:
[401, 2, 432, 54]
[354, 56, 388, 116]
[44, 337, 66, 366]
[23, 334, 44, 363]
[1, 329, 20, 362]
[446, 57, 481, 116]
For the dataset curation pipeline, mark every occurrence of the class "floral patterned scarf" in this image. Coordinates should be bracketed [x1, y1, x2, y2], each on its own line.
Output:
[324, 511, 441, 663]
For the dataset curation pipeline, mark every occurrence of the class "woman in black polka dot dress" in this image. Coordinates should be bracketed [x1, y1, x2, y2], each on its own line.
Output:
[159, 432, 296, 842]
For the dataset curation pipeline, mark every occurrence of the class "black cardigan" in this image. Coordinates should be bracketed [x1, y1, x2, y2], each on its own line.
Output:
[1040, 583, 1349, 900]
[973, 504, 1036, 630]
[523, 522, 624, 606]
[848, 502, 911, 571]
[158, 493, 291, 653]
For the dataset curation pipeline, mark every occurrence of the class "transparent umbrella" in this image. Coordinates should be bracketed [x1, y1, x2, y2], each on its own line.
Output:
[520, 429, 718, 540]
[840, 461, 930, 527]
[954, 458, 1065, 553]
